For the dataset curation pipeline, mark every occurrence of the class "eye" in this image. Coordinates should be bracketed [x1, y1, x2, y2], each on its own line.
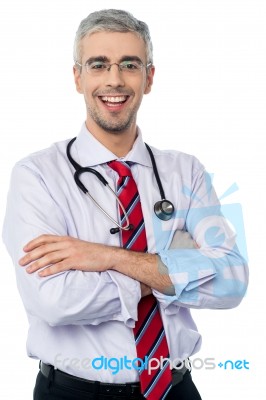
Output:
[88, 61, 107, 70]
[120, 61, 141, 70]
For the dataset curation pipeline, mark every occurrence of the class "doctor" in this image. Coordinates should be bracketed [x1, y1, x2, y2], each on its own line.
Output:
[3, 9, 248, 400]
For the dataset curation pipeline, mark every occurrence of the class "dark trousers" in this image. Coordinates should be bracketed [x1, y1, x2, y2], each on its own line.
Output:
[33, 369, 202, 400]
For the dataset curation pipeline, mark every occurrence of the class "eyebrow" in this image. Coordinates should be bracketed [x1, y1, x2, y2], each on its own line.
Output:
[84, 55, 144, 65]
[85, 56, 109, 65]
[119, 56, 143, 64]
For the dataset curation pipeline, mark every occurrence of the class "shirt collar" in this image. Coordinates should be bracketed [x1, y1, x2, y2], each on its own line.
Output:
[73, 122, 153, 168]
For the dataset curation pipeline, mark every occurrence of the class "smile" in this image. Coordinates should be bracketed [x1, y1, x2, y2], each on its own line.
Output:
[101, 96, 128, 103]
[98, 95, 130, 110]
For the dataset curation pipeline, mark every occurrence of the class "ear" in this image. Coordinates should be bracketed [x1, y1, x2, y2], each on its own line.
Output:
[144, 65, 155, 94]
[73, 65, 83, 94]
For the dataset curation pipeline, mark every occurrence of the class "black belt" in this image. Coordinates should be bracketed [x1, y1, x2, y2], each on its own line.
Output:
[40, 360, 188, 397]
[40, 361, 142, 397]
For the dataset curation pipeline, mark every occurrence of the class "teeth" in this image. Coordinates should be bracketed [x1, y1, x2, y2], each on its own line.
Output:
[101, 96, 127, 103]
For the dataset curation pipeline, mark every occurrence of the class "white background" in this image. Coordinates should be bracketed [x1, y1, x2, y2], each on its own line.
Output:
[0, 0, 265, 398]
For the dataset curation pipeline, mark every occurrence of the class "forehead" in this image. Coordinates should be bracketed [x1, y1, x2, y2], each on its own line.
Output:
[80, 31, 147, 61]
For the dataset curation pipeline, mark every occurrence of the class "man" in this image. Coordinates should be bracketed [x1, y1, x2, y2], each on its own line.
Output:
[3, 9, 248, 400]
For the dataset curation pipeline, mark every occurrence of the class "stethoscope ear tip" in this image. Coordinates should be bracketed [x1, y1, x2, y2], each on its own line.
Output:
[109, 224, 134, 234]
[110, 227, 120, 234]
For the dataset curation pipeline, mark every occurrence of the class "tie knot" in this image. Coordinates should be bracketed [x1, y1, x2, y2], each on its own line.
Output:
[108, 160, 133, 178]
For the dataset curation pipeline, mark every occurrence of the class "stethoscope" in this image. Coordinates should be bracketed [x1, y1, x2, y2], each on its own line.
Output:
[66, 137, 175, 234]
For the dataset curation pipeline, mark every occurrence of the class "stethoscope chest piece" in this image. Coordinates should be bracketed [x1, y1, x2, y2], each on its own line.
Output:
[154, 200, 175, 221]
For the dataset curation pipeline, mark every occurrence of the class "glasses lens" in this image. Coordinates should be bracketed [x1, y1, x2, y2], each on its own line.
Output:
[120, 61, 143, 72]
[86, 61, 107, 73]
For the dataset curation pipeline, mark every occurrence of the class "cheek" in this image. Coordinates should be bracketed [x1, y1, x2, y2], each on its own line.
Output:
[79, 74, 97, 95]
[130, 80, 146, 99]
[82, 82, 96, 101]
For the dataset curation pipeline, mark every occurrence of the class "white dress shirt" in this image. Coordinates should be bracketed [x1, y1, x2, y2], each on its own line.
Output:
[2, 123, 248, 383]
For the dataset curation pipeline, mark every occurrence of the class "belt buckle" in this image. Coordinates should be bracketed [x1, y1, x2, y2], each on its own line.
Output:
[100, 382, 126, 396]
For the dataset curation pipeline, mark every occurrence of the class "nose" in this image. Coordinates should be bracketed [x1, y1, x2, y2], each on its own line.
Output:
[105, 64, 125, 87]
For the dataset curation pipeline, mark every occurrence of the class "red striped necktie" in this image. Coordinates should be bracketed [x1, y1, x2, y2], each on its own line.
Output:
[108, 160, 172, 400]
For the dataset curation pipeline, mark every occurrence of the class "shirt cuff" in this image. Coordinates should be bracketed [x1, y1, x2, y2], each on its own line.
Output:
[156, 249, 217, 311]
[152, 289, 180, 315]
[106, 270, 141, 328]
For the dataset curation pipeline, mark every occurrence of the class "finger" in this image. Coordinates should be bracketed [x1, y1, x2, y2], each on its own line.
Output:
[38, 260, 71, 277]
[25, 251, 66, 273]
[19, 242, 63, 266]
[23, 234, 66, 252]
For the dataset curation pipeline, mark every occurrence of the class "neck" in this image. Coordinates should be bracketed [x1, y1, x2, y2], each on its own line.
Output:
[85, 119, 138, 157]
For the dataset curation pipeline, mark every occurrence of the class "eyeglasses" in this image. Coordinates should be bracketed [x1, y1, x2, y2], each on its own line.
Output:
[75, 60, 152, 75]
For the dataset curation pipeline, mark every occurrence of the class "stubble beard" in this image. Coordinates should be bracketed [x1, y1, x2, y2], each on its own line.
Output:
[86, 101, 139, 134]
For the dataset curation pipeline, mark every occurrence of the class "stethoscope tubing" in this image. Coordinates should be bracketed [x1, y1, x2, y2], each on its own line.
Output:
[66, 137, 175, 231]
[84, 184, 132, 231]
[67, 138, 132, 231]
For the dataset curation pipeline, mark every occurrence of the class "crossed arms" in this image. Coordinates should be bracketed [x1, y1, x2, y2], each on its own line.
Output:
[3, 161, 248, 326]
[19, 234, 173, 295]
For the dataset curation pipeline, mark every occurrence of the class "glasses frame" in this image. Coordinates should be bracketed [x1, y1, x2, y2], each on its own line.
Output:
[75, 60, 152, 74]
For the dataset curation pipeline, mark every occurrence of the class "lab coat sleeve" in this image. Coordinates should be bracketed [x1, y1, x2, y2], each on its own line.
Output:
[2, 163, 140, 327]
[153, 167, 249, 313]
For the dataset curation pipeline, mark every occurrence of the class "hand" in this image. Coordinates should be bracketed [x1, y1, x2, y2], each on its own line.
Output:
[140, 282, 152, 297]
[169, 230, 198, 249]
[19, 234, 114, 277]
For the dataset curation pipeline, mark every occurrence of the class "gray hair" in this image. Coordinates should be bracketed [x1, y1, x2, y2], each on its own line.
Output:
[73, 9, 153, 66]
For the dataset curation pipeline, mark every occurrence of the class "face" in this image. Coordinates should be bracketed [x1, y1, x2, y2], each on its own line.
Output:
[74, 31, 154, 136]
